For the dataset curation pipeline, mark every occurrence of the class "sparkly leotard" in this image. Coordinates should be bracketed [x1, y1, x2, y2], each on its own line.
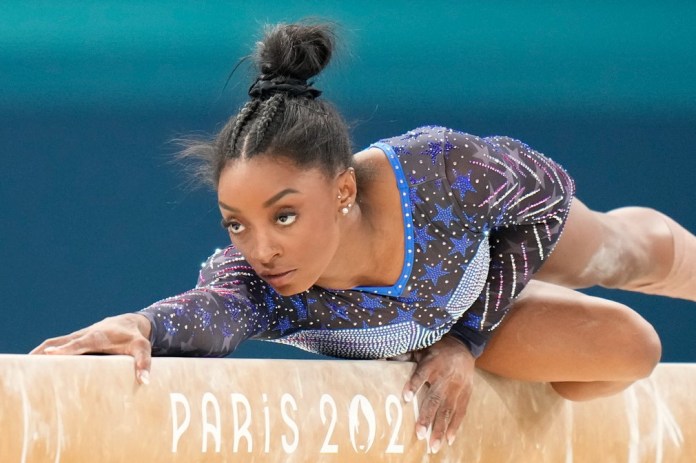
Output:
[139, 126, 575, 358]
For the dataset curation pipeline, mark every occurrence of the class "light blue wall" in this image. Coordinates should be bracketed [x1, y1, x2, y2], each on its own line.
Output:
[2, 1, 694, 359]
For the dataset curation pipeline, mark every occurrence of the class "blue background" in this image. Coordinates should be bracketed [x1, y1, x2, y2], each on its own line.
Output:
[1, 2, 694, 360]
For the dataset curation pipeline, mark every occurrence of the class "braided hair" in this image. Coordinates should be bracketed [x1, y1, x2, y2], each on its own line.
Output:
[181, 22, 353, 188]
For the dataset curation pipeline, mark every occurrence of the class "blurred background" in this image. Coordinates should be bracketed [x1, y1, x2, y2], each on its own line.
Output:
[1, 1, 694, 360]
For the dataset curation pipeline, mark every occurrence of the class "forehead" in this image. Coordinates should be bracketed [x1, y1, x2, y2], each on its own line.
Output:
[218, 155, 331, 195]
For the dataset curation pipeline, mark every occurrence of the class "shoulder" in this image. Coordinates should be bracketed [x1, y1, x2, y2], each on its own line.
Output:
[371, 126, 537, 153]
[371, 126, 491, 176]
[197, 245, 258, 288]
[372, 125, 452, 148]
[371, 126, 493, 160]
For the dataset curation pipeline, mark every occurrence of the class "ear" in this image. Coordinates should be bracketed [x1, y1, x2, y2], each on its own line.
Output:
[335, 167, 357, 209]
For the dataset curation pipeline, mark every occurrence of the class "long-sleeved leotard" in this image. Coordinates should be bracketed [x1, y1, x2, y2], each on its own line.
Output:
[138, 126, 575, 358]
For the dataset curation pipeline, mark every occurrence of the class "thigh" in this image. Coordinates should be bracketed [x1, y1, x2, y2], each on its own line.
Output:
[475, 280, 661, 382]
[534, 198, 629, 289]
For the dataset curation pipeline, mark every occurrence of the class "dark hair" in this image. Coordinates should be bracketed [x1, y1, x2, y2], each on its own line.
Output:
[181, 21, 353, 188]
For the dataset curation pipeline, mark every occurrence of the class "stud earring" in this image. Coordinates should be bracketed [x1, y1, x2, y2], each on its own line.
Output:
[341, 207, 349, 215]
[338, 194, 342, 199]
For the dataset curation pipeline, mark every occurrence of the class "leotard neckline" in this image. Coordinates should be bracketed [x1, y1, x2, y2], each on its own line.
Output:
[352, 142, 416, 297]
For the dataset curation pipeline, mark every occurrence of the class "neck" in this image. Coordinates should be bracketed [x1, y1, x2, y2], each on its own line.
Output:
[315, 149, 404, 290]
[316, 204, 398, 289]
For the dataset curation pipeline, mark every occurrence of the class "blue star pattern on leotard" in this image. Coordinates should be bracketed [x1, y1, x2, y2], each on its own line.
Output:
[451, 169, 476, 197]
[433, 203, 456, 227]
[431, 290, 454, 309]
[414, 223, 437, 247]
[449, 234, 474, 256]
[422, 141, 443, 165]
[290, 295, 307, 321]
[139, 126, 574, 359]
[360, 294, 386, 310]
[420, 262, 448, 287]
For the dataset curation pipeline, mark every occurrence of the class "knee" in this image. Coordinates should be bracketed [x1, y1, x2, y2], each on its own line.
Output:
[611, 307, 662, 380]
[601, 207, 675, 289]
[576, 296, 662, 380]
[636, 323, 662, 378]
[549, 311, 661, 402]
[630, 333, 661, 380]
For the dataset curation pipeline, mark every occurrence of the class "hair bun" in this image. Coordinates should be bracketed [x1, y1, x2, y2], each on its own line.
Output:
[255, 22, 335, 82]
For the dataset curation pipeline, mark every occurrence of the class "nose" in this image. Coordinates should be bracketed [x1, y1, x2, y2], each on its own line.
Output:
[249, 231, 281, 265]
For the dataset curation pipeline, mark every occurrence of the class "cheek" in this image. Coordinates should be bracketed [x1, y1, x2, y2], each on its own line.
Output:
[295, 210, 339, 258]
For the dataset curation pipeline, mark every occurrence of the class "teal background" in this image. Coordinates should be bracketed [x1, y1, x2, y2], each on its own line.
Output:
[1, 2, 694, 359]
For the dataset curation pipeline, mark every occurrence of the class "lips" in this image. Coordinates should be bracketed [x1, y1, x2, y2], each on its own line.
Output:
[260, 269, 296, 287]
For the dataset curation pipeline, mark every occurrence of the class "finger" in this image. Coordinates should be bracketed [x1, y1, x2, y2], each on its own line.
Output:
[41, 332, 105, 355]
[30, 333, 82, 355]
[30, 335, 76, 354]
[129, 338, 152, 385]
[415, 384, 444, 442]
[429, 395, 458, 454]
[29, 325, 96, 354]
[445, 387, 472, 446]
[445, 410, 463, 447]
[403, 360, 433, 403]
[29, 340, 58, 355]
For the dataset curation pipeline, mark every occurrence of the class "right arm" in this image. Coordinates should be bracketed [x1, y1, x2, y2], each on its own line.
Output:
[31, 246, 266, 382]
[140, 246, 266, 357]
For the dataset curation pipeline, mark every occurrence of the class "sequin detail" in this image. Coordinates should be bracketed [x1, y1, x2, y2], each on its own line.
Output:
[138, 126, 575, 358]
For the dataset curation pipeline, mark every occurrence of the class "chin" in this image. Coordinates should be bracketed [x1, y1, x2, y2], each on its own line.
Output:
[274, 286, 307, 297]
[271, 278, 313, 296]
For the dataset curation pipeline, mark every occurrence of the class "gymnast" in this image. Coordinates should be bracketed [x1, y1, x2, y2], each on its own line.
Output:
[32, 22, 696, 454]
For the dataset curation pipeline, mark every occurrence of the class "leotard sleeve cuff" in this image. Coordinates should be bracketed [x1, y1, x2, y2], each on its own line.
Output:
[446, 323, 490, 358]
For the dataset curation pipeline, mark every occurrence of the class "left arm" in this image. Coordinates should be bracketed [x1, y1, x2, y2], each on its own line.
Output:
[449, 134, 575, 356]
[405, 131, 575, 449]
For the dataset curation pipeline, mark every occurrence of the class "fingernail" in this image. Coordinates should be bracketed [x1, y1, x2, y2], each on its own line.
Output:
[44, 347, 57, 353]
[416, 425, 427, 440]
[448, 435, 456, 446]
[431, 439, 441, 454]
[403, 390, 414, 403]
[138, 370, 150, 385]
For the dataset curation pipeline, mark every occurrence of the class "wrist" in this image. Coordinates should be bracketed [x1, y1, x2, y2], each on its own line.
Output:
[444, 332, 480, 360]
[122, 313, 152, 340]
[447, 323, 490, 358]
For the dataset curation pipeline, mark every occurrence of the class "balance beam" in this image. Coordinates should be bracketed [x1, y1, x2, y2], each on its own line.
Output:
[0, 355, 693, 462]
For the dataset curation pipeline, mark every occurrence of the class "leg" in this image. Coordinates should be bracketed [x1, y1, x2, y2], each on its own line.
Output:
[535, 198, 696, 301]
[476, 280, 661, 401]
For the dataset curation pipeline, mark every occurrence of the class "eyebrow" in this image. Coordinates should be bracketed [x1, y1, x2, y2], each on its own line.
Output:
[218, 188, 300, 212]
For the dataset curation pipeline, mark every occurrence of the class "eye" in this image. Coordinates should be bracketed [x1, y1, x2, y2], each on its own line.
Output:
[276, 212, 297, 226]
[228, 222, 246, 234]
[222, 219, 245, 235]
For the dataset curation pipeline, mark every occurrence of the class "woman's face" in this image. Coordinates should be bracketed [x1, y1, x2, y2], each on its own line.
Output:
[217, 154, 343, 296]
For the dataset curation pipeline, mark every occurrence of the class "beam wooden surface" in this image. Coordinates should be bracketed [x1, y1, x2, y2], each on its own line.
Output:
[0, 355, 693, 462]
